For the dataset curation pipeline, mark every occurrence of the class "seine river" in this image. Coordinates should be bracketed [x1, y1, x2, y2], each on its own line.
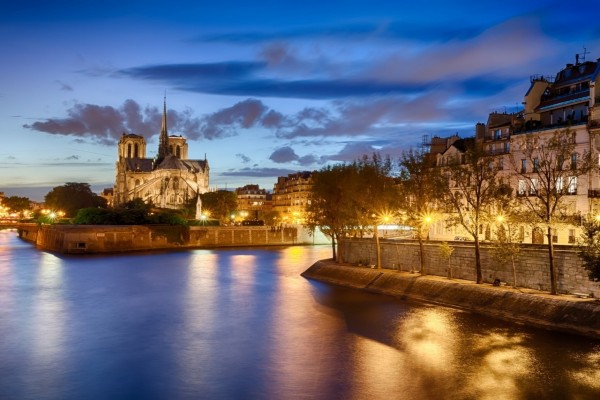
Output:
[1, 229, 600, 399]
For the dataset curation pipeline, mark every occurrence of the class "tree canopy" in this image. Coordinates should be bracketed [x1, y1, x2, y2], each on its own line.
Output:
[200, 190, 238, 224]
[44, 182, 107, 217]
[1, 196, 31, 215]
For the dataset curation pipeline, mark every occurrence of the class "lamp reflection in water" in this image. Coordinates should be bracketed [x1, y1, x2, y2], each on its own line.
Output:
[30, 252, 67, 394]
[468, 331, 534, 400]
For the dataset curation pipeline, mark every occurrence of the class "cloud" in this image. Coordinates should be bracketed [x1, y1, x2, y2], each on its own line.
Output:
[236, 153, 251, 163]
[221, 167, 300, 178]
[65, 155, 80, 160]
[24, 99, 206, 144]
[55, 80, 73, 91]
[269, 146, 298, 163]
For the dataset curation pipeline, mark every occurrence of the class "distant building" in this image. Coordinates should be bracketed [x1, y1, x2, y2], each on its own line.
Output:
[272, 171, 313, 224]
[235, 184, 271, 220]
[113, 98, 209, 214]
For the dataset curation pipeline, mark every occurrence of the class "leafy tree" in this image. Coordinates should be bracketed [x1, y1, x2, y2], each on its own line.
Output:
[398, 148, 447, 275]
[306, 163, 360, 261]
[2, 196, 31, 216]
[511, 129, 592, 294]
[306, 154, 399, 265]
[491, 213, 523, 288]
[44, 182, 107, 217]
[446, 140, 511, 284]
[578, 218, 600, 281]
[353, 154, 399, 269]
[439, 242, 455, 279]
[200, 190, 238, 224]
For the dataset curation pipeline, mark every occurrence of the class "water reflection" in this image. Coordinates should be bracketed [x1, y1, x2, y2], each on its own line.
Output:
[0, 231, 599, 400]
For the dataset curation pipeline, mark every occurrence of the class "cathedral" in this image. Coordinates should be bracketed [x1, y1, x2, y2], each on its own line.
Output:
[113, 98, 209, 215]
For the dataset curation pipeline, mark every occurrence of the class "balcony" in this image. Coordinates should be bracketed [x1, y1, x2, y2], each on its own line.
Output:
[589, 189, 600, 198]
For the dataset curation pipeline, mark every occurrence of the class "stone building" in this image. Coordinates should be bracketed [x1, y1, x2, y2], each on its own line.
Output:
[428, 55, 600, 244]
[113, 98, 209, 215]
[272, 171, 313, 224]
[235, 184, 272, 220]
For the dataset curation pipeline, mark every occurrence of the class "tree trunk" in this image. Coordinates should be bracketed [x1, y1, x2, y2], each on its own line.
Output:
[474, 235, 483, 284]
[374, 227, 382, 269]
[418, 234, 426, 275]
[511, 254, 517, 289]
[547, 225, 557, 295]
[331, 234, 337, 262]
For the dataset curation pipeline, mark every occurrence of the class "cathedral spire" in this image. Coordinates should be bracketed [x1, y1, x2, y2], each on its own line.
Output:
[157, 94, 171, 161]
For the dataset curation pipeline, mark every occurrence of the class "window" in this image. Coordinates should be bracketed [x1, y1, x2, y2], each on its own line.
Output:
[494, 129, 501, 140]
[569, 229, 576, 244]
[504, 142, 510, 153]
[518, 180, 527, 196]
[521, 159, 527, 173]
[556, 177, 564, 193]
[567, 176, 577, 194]
[530, 178, 538, 195]
[134, 143, 139, 158]
[571, 153, 577, 170]
[127, 143, 132, 158]
[498, 158, 504, 170]
[533, 158, 539, 172]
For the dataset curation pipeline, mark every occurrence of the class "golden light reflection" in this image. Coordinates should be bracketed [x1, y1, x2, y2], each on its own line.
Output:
[262, 247, 341, 399]
[350, 337, 406, 398]
[399, 307, 458, 372]
[467, 332, 533, 400]
[569, 351, 600, 391]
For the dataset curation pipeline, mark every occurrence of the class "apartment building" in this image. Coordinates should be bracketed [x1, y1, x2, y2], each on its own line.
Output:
[429, 56, 600, 244]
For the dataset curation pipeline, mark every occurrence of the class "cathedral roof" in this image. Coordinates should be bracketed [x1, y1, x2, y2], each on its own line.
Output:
[155, 155, 208, 172]
[123, 158, 154, 172]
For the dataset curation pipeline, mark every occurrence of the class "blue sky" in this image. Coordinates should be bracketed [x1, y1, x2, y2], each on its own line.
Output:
[1, 0, 599, 201]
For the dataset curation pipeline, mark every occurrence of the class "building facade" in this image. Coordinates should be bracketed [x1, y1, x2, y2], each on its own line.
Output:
[272, 171, 313, 224]
[235, 184, 272, 220]
[113, 99, 209, 213]
[429, 56, 600, 244]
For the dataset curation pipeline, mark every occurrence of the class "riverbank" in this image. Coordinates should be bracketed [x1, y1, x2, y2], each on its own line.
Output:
[16, 223, 330, 254]
[302, 259, 600, 340]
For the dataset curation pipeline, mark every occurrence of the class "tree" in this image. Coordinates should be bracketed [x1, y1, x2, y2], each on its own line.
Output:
[200, 190, 238, 224]
[44, 182, 107, 217]
[352, 154, 399, 269]
[447, 140, 511, 284]
[491, 213, 523, 288]
[578, 217, 600, 281]
[511, 129, 592, 294]
[398, 148, 447, 275]
[439, 242, 455, 279]
[1, 196, 31, 216]
[306, 154, 399, 264]
[306, 163, 359, 261]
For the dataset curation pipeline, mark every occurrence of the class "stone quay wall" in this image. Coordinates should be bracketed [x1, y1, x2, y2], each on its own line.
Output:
[339, 238, 600, 298]
[17, 224, 305, 254]
[302, 260, 600, 340]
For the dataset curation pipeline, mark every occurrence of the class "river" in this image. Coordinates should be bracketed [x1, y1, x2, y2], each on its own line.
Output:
[0, 229, 599, 399]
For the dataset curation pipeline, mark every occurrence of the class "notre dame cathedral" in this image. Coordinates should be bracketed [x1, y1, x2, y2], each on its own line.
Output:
[113, 98, 209, 215]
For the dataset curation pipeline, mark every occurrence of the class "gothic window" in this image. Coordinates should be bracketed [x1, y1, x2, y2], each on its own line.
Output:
[127, 143, 132, 158]
[173, 178, 179, 190]
[135, 179, 140, 186]
[134, 143, 139, 158]
[176, 146, 181, 158]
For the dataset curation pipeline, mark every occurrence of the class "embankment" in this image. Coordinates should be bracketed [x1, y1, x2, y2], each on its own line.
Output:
[16, 223, 330, 254]
[302, 260, 600, 340]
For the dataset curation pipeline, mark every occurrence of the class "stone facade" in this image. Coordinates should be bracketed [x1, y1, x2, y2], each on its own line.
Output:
[272, 171, 313, 224]
[339, 238, 600, 297]
[113, 98, 209, 212]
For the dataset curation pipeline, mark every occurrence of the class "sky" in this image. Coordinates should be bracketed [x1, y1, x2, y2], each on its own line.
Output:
[1, 0, 599, 201]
